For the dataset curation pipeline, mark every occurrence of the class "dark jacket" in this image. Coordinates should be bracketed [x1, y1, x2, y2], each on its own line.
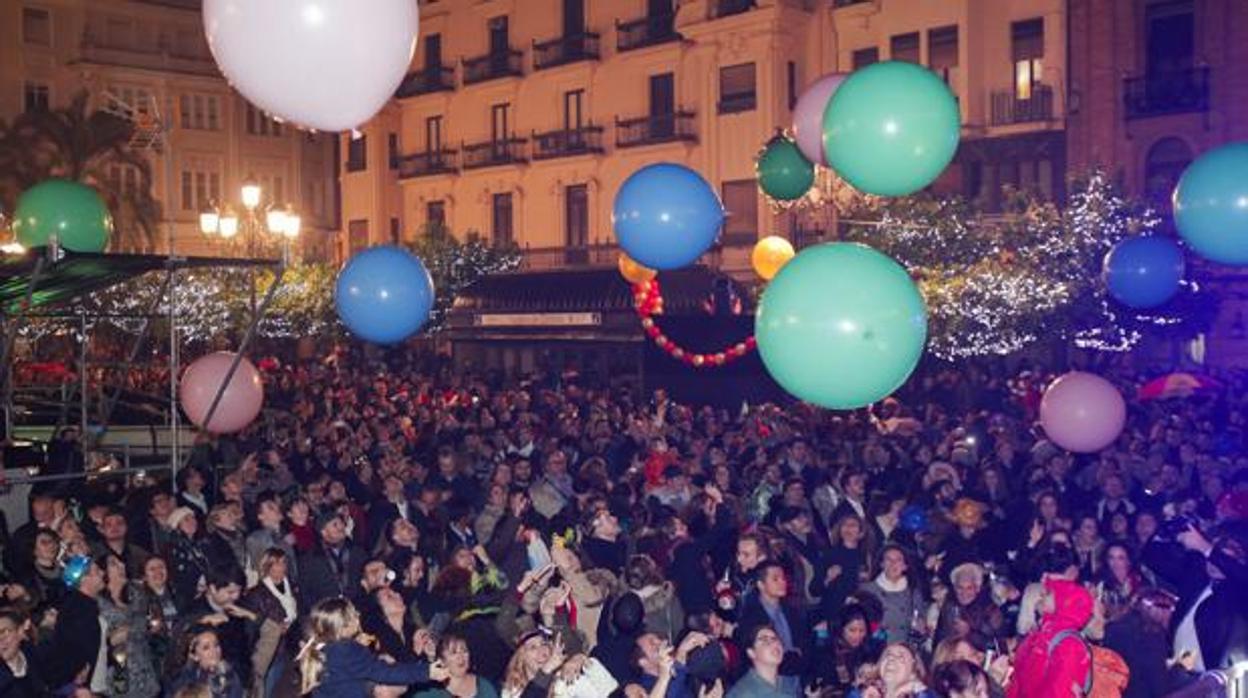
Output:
[168, 532, 211, 612]
[736, 595, 811, 680]
[299, 543, 366, 607]
[36, 589, 102, 690]
[1104, 610, 1172, 698]
[166, 663, 245, 698]
[0, 647, 49, 697]
[311, 640, 430, 698]
[1145, 540, 1248, 670]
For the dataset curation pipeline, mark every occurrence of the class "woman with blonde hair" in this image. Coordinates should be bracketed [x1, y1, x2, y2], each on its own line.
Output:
[850, 642, 934, 698]
[499, 629, 567, 698]
[298, 597, 447, 698]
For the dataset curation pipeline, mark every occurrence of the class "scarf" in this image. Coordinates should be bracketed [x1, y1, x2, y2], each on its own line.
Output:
[873, 573, 909, 594]
[264, 577, 297, 623]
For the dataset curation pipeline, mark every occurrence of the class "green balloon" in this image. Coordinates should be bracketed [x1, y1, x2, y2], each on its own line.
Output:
[757, 136, 815, 201]
[823, 61, 961, 197]
[12, 179, 113, 253]
[755, 242, 927, 410]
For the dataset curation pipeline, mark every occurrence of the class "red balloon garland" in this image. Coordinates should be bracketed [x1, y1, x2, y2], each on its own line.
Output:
[633, 279, 756, 368]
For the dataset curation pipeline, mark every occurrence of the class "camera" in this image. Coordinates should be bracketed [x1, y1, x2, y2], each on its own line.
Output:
[1158, 514, 1202, 541]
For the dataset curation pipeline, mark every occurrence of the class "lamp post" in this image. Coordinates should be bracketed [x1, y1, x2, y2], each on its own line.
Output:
[199, 179, 301, 318]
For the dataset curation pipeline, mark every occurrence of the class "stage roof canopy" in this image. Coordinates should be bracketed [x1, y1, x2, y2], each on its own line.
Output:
[0, 247, 277, 314]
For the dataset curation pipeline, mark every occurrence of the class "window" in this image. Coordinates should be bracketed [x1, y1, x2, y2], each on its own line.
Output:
[388, 133, 400, 170]
[489, 15, 510, 54]
[890, 32, 920, 63]
[245, 104, 284, 136]
[565, 185, 588, 248]
[852, 47, 879, 70]
[492, 192, 514, 244]
[252, 173, 286, 206]
[491, 103, 511, 141]
[426, 116, 443, 152]
[564, 90, 584, 130]
[348, 219, 369, 255]
[427, 201, 446, 231]
[23, 7, 51, 46]
[109, 85, 155, 117]
[346, 134, 367, 172]
[787, 61, 798, 111]
[718, 62, 756, 114]
[180, 167, 221, 212]
[180, 93, 223, 131]
[928, 26, 959, 84]
[1145, 137, 1193, 217]
[721, 180, 758, 245]
[1012, 19, 1044, 100]
[108, 164, 142, 200]
[23, 82, 49, 112]
[389, 217, 401, 244]
[425, 33, 443, 69]
[1146, 0, 1195, 76]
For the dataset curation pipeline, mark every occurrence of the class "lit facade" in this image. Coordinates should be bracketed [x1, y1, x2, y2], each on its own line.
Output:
[0, 0, 339, 260]
[1067, 0, 1248, 366]
[340, 0, 1067, 273]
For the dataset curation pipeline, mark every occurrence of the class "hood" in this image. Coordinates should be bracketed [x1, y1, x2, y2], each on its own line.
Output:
[1042, 578, 1093, 632]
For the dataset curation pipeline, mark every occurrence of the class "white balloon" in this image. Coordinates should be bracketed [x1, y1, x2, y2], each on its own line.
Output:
[203, 0, 419, 133]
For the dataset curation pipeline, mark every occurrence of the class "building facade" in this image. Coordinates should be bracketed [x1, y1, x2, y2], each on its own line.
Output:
[1, 0, 340, 260]
[340, 0, 1067, 272]
[1067, 0, 1248, 366]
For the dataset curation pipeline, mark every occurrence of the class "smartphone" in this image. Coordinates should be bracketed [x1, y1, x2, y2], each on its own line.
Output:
[983, 648, 996, 671]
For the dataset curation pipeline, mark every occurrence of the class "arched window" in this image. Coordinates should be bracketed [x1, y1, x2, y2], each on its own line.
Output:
[1144, 137, 1192, 219]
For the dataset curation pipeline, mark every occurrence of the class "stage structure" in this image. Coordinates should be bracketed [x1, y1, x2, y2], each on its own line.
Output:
[0, 243, 285, 491]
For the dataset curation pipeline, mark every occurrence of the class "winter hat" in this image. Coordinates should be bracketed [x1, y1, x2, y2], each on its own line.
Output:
[166, 507, 196, 532]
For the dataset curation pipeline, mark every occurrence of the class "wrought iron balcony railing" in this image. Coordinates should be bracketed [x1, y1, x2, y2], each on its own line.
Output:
[533, 33, 600, 70]
[397, 150, 459, 178]
[616, 13, 679, 52]
[615, 111, 697, 148]
[532, 125, 605, 160]
[990, 85, 1055, 125]
[463, 49, 524, 85]
[462, 138, 528, 169]
[1123, 67, 1210, 120]
[395, 66, 456, 98]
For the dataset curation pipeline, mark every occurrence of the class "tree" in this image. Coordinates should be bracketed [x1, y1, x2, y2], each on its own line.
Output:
[0, 90, 160, 252]
[835, 171, 1214, 360]
[405, 224, 522, 332]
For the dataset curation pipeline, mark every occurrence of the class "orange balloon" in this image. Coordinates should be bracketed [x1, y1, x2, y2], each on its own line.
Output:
[618, 254, 657, 284]
[752, 236, 796, 280]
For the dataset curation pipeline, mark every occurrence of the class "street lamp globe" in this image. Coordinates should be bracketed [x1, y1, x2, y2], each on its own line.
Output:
[199, 206, 221, 235]
[219, 207, 240, 238]
[241, 180, 262, 211]
[283, 210, 302, 239]
[265, 206, 289, 235]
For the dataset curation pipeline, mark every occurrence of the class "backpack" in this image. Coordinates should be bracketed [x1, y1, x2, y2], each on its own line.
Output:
[1045, 630, 1130, 698]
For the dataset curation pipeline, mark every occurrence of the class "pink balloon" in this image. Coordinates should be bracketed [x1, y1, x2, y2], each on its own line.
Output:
[179, 351, 264, 434]
[792, 73, 847, 166]
[1039, 371, 1127, 453]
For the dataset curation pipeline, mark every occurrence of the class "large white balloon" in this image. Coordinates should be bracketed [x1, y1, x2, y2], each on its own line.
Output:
[203, 0, 419, 132]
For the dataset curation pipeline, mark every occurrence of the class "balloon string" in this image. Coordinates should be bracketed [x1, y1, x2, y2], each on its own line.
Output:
[632, 279, 756, 368]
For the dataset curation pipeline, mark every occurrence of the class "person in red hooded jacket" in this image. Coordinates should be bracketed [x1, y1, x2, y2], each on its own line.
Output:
[1007, 578, 1094, 698]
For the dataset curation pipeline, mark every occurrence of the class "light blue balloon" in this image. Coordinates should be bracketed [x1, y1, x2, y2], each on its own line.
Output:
[756, 243, 927, 410]
[335, 245, 435, 344]
[612, 163, 725, 270]
[1102, 236, 1185, 309]
[1174, 142, 1248, 265]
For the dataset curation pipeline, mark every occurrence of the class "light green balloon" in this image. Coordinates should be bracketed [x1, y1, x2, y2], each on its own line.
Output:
[12, 179, 113, 253]
[823, 61, 961, 197]
[755, 242, 927, 410]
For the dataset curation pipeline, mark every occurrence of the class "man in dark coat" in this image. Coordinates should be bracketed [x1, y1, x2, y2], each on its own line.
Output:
[36, 556, 105, 692]
[298, 512, 365, 607]
[735, 561, 811, 693]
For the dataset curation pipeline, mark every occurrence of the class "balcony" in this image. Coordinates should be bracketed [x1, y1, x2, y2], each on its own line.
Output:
[990, 85, 1055, 126]
[1124, 67, 1210, 120]
[710, 0, 755, 18]
[463, 49, 524, 85]
[396, 66, 456, 98]
[397, 150, 459, 179]
[616, 13, 680, 52]
[616, 111, 697, 148]
[462, 138, 528, 169]
[833, 0, 874, 6]
[533, 33, 600, 70]
[518, 244, 619, 271]
[532, 125, 605, 160]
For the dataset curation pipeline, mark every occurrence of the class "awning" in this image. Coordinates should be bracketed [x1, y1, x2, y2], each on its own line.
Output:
[0, 247, 277, 314]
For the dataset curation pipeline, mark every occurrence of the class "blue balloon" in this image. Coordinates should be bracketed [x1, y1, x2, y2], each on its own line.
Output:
[335, 245, 435, 344]
[1102, 236, 1185, 309]
[1174, 142, 1248, 265]
[612, 163, 725, 270]
[900, 505, 928, 533]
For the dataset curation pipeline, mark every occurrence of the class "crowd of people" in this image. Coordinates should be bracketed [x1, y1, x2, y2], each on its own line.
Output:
[1, 344, 1246, 698]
